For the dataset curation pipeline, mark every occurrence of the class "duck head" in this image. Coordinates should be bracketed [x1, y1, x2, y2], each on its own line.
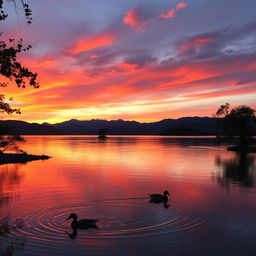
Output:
[66, 213, 77, 221]
[164, 190, 170, 197]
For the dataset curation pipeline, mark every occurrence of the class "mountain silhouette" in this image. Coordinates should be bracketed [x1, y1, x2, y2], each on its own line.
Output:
[0, 117, 228, 135]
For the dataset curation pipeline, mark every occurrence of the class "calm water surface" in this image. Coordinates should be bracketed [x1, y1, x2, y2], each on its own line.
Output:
[0, 136, 256, 256]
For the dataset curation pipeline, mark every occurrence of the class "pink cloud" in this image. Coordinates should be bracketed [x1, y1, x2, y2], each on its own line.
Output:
[159, 8, 175, 19]
[70, 33, 116, 54]
[123, 7, 151, 31]
[176, 2, 187, 10]
[90, 55, 99, 60]
[118, 62, 138, 71]
[160, 2, 187, 19]
[178, 36, 216, 55]
[123, 8, 141, 27]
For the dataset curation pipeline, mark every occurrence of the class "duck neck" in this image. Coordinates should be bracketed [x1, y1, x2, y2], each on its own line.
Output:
[163, 194, 168, 200]
[71, 217, 78, 228]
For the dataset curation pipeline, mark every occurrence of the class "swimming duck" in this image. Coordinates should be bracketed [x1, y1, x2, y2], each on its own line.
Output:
[66, 213, 99, 230]
[149, 190, 170, 202]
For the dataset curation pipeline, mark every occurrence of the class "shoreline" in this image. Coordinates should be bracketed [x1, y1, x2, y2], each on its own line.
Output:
[0, 152, 51, 165]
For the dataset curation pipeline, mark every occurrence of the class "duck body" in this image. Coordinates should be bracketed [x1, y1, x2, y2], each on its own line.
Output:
[77, 219, 98, 229]
[66, 213, 99, 230]
[149, 190, 170, 203]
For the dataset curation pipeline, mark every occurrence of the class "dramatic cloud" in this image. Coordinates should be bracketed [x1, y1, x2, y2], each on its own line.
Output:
[2, 0, 256, 123]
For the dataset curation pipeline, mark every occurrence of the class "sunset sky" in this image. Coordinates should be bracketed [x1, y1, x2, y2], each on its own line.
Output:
[1, 0, 256, 123]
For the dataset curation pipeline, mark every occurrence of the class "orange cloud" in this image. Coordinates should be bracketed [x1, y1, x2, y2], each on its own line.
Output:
[70, 34, 116, 54]
[176, 2, 187, 10]
[159, 8, 175, 19]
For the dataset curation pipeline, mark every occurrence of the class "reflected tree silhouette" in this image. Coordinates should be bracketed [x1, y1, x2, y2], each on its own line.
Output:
[0, 164, 24, 206]
[0, 164, 25, 255]
[214, 153, 256, 187]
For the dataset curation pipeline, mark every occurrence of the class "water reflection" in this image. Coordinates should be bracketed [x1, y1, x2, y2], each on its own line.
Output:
[0, 165, 24, 206]
[0, 217, 25, 256]
[214, 153, 256, 187]
[1, 136, 256, 256]
[65, 228, 77, 239]
[0, 165, 24, 256]
[149, 199, 169, 209]
[65, 224, 98, 240]
[159, 137, 223, 147]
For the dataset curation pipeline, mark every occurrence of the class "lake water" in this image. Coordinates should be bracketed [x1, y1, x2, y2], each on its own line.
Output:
[0, 136, 256, 256]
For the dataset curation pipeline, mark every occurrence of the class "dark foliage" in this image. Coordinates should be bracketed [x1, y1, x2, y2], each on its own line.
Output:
[0, 0, 32, 24]
[0, 0, 38, 88]
[0, 121, 24, 152]
[0, 94, 20, 115]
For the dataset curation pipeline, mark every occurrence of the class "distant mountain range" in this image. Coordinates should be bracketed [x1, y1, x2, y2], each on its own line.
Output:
[0, 117, 224, 135]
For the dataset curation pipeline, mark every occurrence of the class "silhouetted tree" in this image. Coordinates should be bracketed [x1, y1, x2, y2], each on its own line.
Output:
[0, 0, 38, 153]
[0, 95, 25, 153]
[214, 103, 256, 145]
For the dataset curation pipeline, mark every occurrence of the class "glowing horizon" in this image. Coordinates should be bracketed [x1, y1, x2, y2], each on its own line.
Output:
[1, 0, 256, 123]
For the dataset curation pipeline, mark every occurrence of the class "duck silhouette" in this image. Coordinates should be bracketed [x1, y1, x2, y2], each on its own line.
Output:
[149, 190, 170, 203]
[66, 213, 99, 230]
